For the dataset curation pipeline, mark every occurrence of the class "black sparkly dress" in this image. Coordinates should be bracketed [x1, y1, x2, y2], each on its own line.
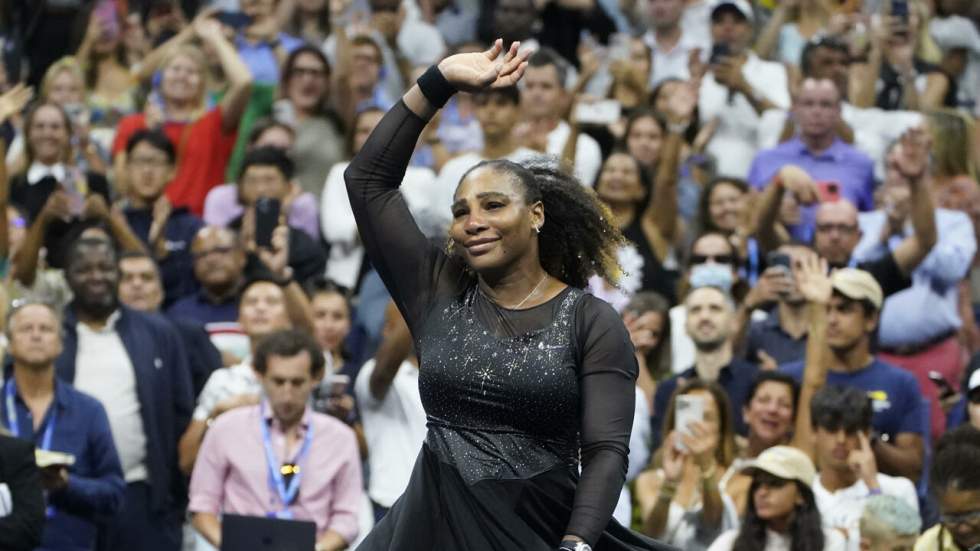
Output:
[346, 101, 675, 551]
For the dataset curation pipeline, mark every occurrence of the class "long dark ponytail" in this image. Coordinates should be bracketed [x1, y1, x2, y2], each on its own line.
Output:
[732, 480, 825, 551]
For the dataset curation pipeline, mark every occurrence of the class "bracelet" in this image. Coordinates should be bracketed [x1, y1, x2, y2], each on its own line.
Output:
[868, 488, 882, 496]
[416, 65, 456, 109]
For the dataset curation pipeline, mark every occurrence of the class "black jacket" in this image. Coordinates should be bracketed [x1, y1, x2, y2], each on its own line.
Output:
[0, 434, 44, 550]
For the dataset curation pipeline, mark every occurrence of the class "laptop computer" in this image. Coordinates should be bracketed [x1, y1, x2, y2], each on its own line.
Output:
[220, 513, 316, 551]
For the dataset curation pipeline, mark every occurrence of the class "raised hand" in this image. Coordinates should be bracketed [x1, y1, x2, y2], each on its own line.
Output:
[793, 251, 831, 305]
[682, 421, 719, 470]
[257, 224, 291, 280]
[777, 164, 820, 204]
[0, 84, 34, 124]
[437, 39, 530, 93]
[662, 432, 688, 483]
[663, 81, 697, 125]
[891, 125, 932, 182]
[848, 431, 880, 487]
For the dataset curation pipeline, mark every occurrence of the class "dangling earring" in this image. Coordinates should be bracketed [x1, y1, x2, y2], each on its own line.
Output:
[534, 225, 541, 234]
[445, 236, 456, 255]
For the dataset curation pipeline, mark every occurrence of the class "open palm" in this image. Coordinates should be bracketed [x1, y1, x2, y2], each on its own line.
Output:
[0, 84, 33, 124]
[794, 252, 831, 304]
[437, 39, 530, 93]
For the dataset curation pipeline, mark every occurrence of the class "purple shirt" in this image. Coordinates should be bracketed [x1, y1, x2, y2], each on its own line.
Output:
[189, 404, 362, 543]
[747, 137, 876, 240]
[202, 183, 322, 242]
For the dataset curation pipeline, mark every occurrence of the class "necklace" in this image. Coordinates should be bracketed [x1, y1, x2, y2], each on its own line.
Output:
[485, 274, 549, 310]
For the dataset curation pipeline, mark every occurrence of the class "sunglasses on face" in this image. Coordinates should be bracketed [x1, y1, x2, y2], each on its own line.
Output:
[969, 390, 980, 405]
[691, 254, 736, 265]
[754, 472, 792, 489]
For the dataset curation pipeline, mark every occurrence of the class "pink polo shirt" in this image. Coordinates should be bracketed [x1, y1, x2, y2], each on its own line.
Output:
[188, 404, 362, 543]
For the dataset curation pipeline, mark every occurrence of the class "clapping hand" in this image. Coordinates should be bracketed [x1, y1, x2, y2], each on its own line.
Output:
[793, 251, 831, 305]
[681, 421, 718, 470]
[437, 39, 530, 93]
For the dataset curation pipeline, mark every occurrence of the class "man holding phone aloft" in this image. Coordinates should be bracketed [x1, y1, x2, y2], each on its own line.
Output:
[698, 0, 790, 179]
[231, 147, 326, 283]
[1, 301, 125, 551]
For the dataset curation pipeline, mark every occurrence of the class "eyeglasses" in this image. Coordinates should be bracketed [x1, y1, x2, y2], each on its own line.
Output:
[691, 254, 736, 265]
[815, 223, 858, 235]
[940, 509, 980, 527]
[192, 245, 236, 260]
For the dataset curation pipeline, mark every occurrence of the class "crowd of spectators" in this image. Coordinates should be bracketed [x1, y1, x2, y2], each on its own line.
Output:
[0, 0, 979, 550]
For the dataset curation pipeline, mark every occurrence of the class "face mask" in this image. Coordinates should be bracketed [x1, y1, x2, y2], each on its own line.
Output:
[690, 262, 735, 293]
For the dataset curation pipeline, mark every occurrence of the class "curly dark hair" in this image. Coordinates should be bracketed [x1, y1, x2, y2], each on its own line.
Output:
[931, 424, 980, 496]
[455, 160, 627, 289]
[733, 478, 825, 551]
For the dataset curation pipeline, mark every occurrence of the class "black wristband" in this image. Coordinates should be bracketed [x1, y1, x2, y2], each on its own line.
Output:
[416, 65, 456, 109]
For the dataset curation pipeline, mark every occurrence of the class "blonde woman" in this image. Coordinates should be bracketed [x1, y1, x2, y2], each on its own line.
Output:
[110, 11, 252, 215]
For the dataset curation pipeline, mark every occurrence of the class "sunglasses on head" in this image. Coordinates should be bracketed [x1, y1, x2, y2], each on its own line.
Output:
[691, 254, 736, 265]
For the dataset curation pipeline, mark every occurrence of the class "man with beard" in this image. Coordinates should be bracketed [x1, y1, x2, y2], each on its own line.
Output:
[650, 285, 758, 448]
[781, 269, 925, 482]
[54, 237, 194, 551]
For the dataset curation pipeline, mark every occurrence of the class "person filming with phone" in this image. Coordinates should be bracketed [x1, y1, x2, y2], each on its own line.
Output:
[636, 380, 737, 549]
[1, 301, 125, 551]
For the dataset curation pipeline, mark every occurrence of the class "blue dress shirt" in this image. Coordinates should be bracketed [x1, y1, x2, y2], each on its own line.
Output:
[235, 32, 304, 84]
[746, 137, 876, 240]
[1, 378, 125, 551]
[853, 208, 976, 347]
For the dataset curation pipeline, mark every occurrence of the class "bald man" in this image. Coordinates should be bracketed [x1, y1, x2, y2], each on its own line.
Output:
[747, 78, 877, 241]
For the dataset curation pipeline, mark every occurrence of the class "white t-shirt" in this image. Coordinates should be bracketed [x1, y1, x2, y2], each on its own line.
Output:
[813, 473, 919, 551]
[321, 162, 441, 288]
[433, 147, 540, 216]
[707, 527, 848, 551]
[354, 359, 428, 508]
[192, 361, 261, 422]
[699, 52, 791, 179]
[546, 120, 603, 187]
[74, 312, 148, 483]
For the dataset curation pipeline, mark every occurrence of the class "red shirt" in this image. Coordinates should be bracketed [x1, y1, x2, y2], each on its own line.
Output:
[113, 108, 238, 215]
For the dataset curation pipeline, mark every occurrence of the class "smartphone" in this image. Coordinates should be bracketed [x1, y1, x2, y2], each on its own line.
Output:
[94, 0, 120, 41]
[709, 42, 731, 64]
[215, 10, 253, 30]
[675, 394, 705, 452]
[816, 181, 841, 203]
[766, 251, 792, 272]
[928, 370, 955, 400]
[325, 374, 350, 397]
[573, 100, 622, 125]
[254, 197, 281, 248]
[891, 0, 909, 22]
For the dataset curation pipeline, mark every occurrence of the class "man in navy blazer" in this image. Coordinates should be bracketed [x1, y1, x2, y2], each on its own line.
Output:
[55, 236, 194, 551]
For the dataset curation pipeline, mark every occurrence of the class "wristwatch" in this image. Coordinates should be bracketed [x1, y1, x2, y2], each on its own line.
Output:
[559, 541, 592, 551]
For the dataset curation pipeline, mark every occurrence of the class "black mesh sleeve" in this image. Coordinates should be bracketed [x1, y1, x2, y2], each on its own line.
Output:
[567, 294, 639, 545]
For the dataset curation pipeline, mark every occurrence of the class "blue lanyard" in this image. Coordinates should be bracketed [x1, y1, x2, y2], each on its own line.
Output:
[5, 380, 58, 519]
[259, 401, 313, 519]
[746, 238, 760, 287]
[4, 380, 57, 450]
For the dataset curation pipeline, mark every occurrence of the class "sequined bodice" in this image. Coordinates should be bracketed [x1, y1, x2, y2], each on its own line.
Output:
[417, 286, 583, 484]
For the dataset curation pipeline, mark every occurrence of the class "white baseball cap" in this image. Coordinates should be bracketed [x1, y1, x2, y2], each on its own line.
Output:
[710, 0, 754, 22]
